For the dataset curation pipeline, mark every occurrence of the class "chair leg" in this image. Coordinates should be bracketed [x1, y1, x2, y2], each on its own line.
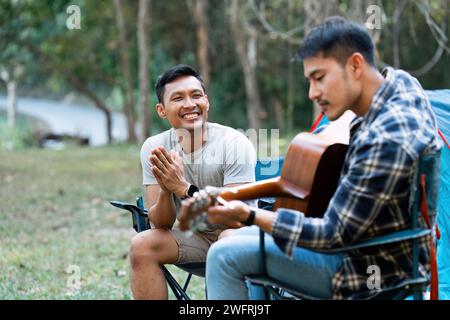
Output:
[161, 266, 190, 300]
[258, 229, 270, 299]
[183, 273, 193, 292]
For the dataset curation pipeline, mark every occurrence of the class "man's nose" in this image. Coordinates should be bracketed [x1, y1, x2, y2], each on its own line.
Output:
[184, 96, 196, 108]
[308, 83, 321, 101]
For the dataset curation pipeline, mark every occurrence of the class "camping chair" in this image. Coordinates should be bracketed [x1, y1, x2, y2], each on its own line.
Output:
[245, 150, 441, 300]
[110, 157, 284, 300]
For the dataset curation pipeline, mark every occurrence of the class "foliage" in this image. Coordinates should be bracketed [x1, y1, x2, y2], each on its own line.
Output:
[1, 0, 448, 139]
[0, 111, 43, 150]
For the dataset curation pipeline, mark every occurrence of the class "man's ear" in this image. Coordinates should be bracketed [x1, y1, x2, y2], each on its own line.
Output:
[156, 103, 166, 118]
[348, 53, 364, 79]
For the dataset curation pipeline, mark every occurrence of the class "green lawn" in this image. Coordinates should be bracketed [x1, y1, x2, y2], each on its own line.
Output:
[0, 145, 205, 299]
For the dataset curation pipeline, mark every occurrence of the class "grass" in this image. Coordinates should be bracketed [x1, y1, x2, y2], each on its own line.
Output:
[0, 144, 205, 300]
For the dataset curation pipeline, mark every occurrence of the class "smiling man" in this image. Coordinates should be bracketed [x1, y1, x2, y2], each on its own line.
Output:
[129, 64, 256, 299]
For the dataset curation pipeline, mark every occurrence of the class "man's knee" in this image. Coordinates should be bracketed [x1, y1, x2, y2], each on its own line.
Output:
[218, 228, 236, 240]
[207, 237, 233, 268]
[129, 229, 177, 267]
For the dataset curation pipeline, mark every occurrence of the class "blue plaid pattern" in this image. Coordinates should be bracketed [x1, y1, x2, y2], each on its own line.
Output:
[272, 67, 442, 299]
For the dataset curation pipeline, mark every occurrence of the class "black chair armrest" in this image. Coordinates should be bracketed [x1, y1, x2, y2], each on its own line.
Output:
[314, 228, 431, 254]
[110, 200, 150, 232]
[110, 201, 148, 216]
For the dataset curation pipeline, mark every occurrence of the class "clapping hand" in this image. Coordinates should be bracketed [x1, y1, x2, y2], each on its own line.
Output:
[150, 146, 189, 198]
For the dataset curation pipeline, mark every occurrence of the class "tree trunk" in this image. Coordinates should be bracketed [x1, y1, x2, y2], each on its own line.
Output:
[6, 80, 17, 128]
[286, 0, 294, 134]
[190, 0, 210, 91]
[113, 0, 137, 143]
[0, 69, 17, 129]
[66, 74, 113, 144]
[393, 0, 405, 68]
[230, 0, 263, 131]
[272, 98, 284, 130]
[348, 0, 366, 23]
[303, 0, 339, 126]
[137, 0, 151, 144]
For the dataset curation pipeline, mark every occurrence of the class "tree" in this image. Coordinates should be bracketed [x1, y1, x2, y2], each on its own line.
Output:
[0, 66, 19, 128]
[303, 0, 340, 124]
[0, 1, 31, 129]
[137, 0, 152, 144]
[0, 0, 119, 144]
[188, 0, 210, 91]
[113, 0, 137, 143]
[229, 0, 265, 131]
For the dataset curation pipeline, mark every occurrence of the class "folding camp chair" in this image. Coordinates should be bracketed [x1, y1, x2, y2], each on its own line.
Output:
[245, 151, 441, 300]
[110, 157, 284, 300]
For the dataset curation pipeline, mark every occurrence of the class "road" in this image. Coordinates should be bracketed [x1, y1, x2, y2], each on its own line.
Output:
[0, 96, 128, 146]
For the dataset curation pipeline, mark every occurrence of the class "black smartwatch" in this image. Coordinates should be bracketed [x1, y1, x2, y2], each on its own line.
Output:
[183, 184, 199, 199]
[244, 208, 256, 226]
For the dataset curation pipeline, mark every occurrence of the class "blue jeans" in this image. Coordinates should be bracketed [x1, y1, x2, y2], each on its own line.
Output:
[206, 226, 344, 299]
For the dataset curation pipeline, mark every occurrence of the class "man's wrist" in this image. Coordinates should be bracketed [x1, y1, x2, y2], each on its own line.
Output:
[176, 182, 190, 199]
[159, 188, 172, 196]
[244, 207, 256, 226]
[179, 184, 200, 199]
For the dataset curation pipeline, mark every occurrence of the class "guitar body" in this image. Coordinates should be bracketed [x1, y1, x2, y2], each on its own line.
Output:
[273, 133, 348, 217]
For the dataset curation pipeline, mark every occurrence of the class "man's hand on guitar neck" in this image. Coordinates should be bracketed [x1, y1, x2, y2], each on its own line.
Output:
[178, 187, 277, 233]
[179, 193, 248, 231]
[207, 200, 249, 229]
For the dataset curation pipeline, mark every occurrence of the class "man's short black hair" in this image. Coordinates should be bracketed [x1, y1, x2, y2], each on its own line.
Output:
[155, 64, 205, 103]
[295, 16, 376, 67]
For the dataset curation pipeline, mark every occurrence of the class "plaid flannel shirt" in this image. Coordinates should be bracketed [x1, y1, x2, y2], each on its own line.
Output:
[272, 67, 442, 299]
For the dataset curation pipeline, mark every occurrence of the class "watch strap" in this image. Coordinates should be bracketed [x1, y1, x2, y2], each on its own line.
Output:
[244, 208, 256, 226]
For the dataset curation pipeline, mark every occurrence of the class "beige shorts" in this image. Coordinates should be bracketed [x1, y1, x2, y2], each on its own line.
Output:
[169, 228, 223, 264]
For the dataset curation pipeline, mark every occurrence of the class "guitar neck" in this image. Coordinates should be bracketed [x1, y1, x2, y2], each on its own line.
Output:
[220, 177, 296, 201]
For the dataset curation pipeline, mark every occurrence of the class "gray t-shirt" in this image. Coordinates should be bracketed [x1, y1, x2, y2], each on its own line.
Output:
[140, 122, 256, 229]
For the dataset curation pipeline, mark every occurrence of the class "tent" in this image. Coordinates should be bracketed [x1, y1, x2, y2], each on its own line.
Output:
[427, 90, 450, 300]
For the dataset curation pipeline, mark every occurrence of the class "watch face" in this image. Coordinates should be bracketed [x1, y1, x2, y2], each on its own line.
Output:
[188, 185, 199, 197]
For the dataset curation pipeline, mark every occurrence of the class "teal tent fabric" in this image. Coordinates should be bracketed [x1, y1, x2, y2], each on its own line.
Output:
[311, 113, 330, 133]
[427, 90, 450, 300]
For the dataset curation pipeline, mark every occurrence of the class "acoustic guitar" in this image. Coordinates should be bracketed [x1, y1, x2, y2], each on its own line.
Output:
[178, 132, 349, 231]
